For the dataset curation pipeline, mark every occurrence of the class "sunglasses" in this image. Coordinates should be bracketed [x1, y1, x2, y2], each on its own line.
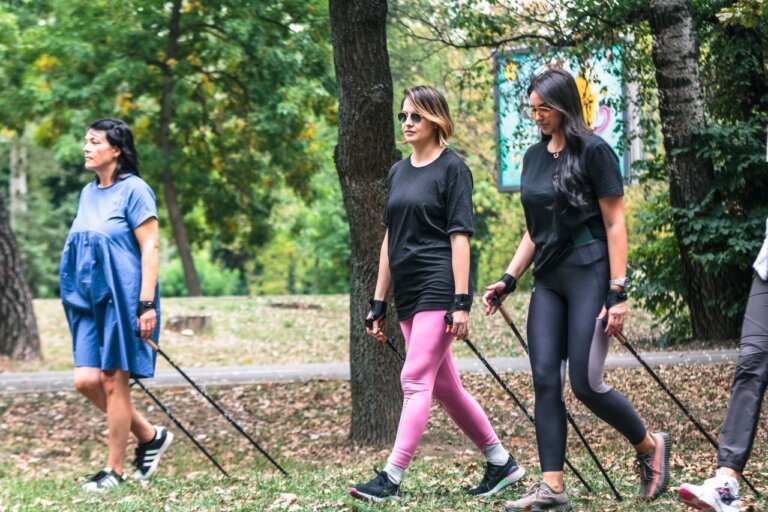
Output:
[397, 111, 422, 124]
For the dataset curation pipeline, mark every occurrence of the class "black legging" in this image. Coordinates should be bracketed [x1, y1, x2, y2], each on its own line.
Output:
[527, 239, 647, 472]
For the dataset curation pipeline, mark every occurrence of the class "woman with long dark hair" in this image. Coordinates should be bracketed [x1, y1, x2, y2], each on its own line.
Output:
[349, 86, 525, 503]
[60, 118, 172, 492]
[483, 68, 671, 511]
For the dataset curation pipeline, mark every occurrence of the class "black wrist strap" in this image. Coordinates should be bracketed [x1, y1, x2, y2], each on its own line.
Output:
[453, 293, 473, 312]
[137, 300, 156, 316]
[365, 299, 387, 328]
[605, 289, 628, 310]
[500, 273, 517, 295]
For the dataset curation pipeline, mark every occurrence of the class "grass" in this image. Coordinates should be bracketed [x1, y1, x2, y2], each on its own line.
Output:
[8, 295, 730, 373]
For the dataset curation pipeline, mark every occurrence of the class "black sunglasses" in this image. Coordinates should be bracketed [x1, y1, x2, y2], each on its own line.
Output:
[397, 111, 422, 124]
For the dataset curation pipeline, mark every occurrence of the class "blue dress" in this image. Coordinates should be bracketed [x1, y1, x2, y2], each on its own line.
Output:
[59, 174, 160, 378]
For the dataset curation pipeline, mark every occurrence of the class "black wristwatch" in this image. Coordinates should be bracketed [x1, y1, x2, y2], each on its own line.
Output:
[137, 300, 156, 316]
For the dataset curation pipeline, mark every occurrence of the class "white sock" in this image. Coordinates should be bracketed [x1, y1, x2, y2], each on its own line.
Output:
[383, 462, 405, 485]
[715, 469, 740, 491]
[484, 443, 509, 466]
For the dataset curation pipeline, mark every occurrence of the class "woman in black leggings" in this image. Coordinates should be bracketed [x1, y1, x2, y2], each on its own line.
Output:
[483, 68, 671, 511]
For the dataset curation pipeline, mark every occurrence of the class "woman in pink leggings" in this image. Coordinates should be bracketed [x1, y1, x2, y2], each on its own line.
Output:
[347, 85, 525, 503]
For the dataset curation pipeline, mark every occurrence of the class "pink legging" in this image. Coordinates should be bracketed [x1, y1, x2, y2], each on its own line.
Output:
[388, 310, 500, 468]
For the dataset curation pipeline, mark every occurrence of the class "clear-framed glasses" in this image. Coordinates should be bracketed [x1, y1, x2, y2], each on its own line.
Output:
[397, 111, 423, 124]
[523, 105, 555, 119]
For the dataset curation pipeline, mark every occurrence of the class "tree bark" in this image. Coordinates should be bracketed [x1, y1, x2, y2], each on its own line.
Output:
[158, 0, 202, 296]
[9, 135, 28, 229]
[329, 0, 404, 445]
[648, 0, 741, 339]
[0, 193, 40, 360]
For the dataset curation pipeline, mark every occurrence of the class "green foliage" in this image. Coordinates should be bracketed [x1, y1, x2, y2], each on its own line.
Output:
[160, 248, 246, 298]
[0, 0, 338, 296]
[631, 187, 691, 343]
[250, 141, 350, 295]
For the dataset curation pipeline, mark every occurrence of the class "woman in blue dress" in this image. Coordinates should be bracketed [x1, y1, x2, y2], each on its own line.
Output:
[60, 119, 173, 492]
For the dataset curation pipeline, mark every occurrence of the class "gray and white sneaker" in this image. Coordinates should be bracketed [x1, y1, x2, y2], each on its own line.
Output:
[132, 426, 174, 480]
[504, 481, 572, 512]
[82, 468, 125, 493]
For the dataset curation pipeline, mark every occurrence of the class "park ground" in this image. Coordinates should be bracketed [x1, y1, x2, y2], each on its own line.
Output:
[1, 296, 766, 511]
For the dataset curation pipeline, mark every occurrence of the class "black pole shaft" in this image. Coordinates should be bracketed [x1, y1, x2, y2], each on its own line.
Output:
[385, 337, 405, 362]
[462, 337, 593, 494]
[614, 332, 760, 497]
[132, 379, 230, 478]
[143, 339, 289, 476]
[499, 305, 622, 501]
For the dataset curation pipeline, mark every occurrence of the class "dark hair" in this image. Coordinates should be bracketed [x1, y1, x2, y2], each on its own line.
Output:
[88, 118, 140, 184]
[527, 68, 592, 208]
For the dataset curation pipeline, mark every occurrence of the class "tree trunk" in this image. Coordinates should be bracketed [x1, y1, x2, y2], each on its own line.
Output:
[158, 0, 202, 297]
[329, 0, 404, 445]
[648, 0, 741, 339]
[0, 193, 40, 360]
[9, 136, 28, 229]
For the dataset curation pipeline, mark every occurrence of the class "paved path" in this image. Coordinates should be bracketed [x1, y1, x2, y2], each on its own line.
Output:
[0, 349, 739, 395]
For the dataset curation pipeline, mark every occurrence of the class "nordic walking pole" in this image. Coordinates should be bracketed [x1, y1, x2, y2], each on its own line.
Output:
[443, 315, 594, 494]
[141, 337, 289, 476]
[614, 331, 761, 497]
[495, 300, 623, 501]
[384, 336, 405, 362]
[132, 379, 230, 478]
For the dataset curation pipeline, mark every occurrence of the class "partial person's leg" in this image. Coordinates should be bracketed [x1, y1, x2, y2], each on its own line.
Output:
[433, 344, 525, 496]
[678, 278, 767, 511]
[526, 282, 568, 491]
[432, 346, 499, 450]
[101, 369, 134, 475]
[564, 248, 668, 500]
[388, 310, 454, 468]
[74, 367, 156, 444]
[349, 311, 452, 503]
[717, 275, 768, 473]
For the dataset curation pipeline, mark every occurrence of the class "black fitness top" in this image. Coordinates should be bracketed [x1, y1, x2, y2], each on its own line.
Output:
[520, 134, 624, 277]
[382, 148, 474, 320]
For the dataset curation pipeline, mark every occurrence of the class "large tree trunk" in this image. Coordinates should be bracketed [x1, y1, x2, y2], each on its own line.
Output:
[0, 193, 40, 360]
[158, 0, 202, 297]
[9, 136, 28, 229]
[329, 0, 404, 445]
[648, 0, 741, 339]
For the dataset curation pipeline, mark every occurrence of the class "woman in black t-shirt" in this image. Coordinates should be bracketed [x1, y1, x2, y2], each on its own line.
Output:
[483, 68, 671, 510]
[348, 86, 524, 503]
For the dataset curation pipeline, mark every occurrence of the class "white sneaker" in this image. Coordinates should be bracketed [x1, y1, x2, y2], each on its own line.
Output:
[132, 426, 174, 480]
[679, 472, 740, 511]
[82, 467, 125, 493]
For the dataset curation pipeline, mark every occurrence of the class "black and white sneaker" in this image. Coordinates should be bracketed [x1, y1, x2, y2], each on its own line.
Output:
[468, 455, 526, 497]
[348, 468, 401, 503]
[82, 468, 125, 493]
[132, 426, 174, 481]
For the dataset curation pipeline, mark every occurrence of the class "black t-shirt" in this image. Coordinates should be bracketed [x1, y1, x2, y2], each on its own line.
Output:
[382, 148, 474, 320]
[520, 134, 624, 276]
